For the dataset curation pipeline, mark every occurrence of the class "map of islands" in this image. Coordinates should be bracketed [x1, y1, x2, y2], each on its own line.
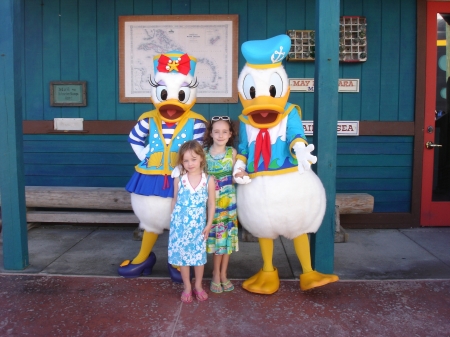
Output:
[124, 21, 233, 99]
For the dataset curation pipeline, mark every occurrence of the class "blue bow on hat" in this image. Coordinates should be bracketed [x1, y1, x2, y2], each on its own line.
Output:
[241, 35, 291, 68]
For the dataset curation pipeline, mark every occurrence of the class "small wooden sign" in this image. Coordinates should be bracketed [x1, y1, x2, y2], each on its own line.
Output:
[289, 78, 360, 93]
[303, 120, 359, 136]
[50, 81, 87, 106]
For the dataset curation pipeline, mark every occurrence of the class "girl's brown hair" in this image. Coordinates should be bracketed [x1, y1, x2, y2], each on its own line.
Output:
[176, 140, 207, 174]
[203, 117, 236, 150]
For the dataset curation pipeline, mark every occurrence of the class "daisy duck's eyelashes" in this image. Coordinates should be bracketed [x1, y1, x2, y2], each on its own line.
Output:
[188, 78, 199, 88]
[148, 75, 159, 88]
[149, 76, 197, 103]
[149, 76, 198, 89]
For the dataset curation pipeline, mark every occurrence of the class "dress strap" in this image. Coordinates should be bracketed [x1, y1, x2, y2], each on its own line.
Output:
[178, 175, 184, 189]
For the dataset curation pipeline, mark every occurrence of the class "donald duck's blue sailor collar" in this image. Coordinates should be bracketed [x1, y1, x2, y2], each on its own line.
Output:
[241, 34, 291, 69]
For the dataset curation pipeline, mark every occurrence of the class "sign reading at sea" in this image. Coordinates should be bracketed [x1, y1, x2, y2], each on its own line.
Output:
[303, 121, 359, 136]
[50, 81, 86, 106]
[289, 78, 360, 92]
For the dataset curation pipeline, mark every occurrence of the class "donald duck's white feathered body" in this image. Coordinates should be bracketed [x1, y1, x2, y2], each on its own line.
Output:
[234, 35, 338, 294]
[237, 171, 325, 240]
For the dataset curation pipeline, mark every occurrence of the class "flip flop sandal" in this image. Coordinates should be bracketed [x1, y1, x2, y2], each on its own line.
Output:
[210, 281, 223, 293]
[193, 289, 208, 301]
[181, 291, 193, 303]
[221, 280, 234, 292]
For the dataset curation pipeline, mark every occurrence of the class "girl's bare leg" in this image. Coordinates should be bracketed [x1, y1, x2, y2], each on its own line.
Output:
[180, 266, 192, 293]
[219, 254, 230, 283]
[212, 254, 223, 285]
[193, 265, 205, 291]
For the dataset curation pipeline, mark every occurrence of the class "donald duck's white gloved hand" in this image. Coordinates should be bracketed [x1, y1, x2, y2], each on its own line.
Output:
[131, 144, 149, 161]
[293, 142, 317, 174]
[233, 159, 251, 184]
[171, 165, 182, 178]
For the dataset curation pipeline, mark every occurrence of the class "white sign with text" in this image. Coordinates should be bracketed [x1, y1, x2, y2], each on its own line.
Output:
[290, 78, 360, 92]
[302, 121, 359, 136]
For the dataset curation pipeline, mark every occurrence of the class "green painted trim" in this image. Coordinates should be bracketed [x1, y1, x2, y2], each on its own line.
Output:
[0, 0, 29, 270]
[310, 0, 340, 274]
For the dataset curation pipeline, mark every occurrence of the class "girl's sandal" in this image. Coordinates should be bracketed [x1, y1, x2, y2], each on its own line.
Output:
[210, 281, 223, 294]
[181, 291, 193, 303]
[221, 280, 234, 292]
[193, 289, 208, 301]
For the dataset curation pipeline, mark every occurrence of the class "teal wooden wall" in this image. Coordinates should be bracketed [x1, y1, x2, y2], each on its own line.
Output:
[21, 0, 417, 213]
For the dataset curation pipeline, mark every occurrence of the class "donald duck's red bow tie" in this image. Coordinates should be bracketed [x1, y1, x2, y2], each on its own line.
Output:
[254, 129, 271, 172]
[157, 54, 191, 75]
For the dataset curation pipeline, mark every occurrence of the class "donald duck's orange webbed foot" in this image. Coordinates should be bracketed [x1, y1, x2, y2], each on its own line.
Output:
[242, 268, 280, 295]
[300, 270, 339, 291]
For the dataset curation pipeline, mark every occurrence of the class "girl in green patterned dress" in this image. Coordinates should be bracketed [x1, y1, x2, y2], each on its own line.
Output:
[204, 116, 248, 293]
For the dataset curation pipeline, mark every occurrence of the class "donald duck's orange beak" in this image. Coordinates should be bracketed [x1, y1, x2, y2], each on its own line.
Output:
[239, 87, 290, 129]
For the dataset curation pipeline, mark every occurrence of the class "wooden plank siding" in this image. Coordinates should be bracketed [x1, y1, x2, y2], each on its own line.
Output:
[19, 0, 418, 225]
[22, 0, 416, 123]
[22, 134, 413, 214]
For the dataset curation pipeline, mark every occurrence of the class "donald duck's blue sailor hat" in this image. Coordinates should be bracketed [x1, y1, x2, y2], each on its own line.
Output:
[153, 50, 197, 77]
[241, 35, 291, 69]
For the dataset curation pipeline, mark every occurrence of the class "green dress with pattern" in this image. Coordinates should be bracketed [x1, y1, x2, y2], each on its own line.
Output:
[205, 147, 239, 254]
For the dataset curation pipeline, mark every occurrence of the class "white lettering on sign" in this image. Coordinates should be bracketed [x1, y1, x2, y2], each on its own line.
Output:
[302, 121, 359, 136]
[289, 78, 360, 92]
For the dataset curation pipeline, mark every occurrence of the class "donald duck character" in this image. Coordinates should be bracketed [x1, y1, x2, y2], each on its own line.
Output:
[233, 35, 339, 294]
[118, 51, 206, 278]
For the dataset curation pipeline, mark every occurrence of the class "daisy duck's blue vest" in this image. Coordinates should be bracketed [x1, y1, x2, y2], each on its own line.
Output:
[134, 110, 206, 176]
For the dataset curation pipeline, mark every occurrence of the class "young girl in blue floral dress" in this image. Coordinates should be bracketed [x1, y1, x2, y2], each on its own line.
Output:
[204, 116, 247, 293]
[168, 140, 216, 303]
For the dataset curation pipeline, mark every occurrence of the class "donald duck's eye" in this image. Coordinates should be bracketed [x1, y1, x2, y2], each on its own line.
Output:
[243, 74, 256, 100]
[156, 86, 168, 101]
[269, 85, 276, 97]
[269, 73, 283, 98]
[178, 87, 191, 103]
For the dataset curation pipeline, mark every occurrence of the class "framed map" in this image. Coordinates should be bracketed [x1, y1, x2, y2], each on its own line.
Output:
[119, 15, 239, 104]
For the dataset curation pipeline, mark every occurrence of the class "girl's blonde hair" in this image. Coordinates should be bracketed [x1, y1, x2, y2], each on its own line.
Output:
[177, 140, 207, 174]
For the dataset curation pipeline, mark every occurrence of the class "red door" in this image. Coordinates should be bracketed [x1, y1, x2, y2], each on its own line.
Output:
[422, 1, 450, 226]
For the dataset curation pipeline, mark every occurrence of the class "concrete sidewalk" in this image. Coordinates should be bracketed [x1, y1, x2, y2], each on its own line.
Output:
[1, 225, 450, 280]
[1, 226, 450, 336]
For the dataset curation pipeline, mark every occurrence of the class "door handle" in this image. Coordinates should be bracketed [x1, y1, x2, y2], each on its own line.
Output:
[425, 141, 442, 149]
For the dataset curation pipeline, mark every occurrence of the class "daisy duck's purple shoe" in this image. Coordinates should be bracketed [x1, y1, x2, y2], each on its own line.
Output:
[167, 263, 194, 283]
[118, 252, 156, 278]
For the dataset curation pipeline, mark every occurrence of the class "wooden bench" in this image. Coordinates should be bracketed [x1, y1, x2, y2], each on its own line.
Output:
[21, 186, 138, 224]
[334, 193, 374, 242]
[1, 187, 373, 243]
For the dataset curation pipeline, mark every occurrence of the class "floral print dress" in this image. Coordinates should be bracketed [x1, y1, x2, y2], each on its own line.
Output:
[168, 173, 209, 266]
[205, 147, 239, 255]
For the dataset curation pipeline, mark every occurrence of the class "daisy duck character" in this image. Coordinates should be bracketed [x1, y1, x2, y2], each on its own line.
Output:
[233, 35, 339, 294]
[118, 51, 206, 279]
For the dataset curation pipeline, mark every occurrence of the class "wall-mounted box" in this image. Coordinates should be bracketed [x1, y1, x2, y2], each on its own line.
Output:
[287, 16, 367, 63]
[339, 16, 367, 62]
[286, 30, 315, 61]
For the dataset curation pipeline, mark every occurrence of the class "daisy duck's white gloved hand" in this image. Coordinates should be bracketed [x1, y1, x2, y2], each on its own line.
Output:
[233, 159, 251, 184]
[293, 142, 317, 174]
[131, 144, 149, 161]
[171, 165, 182, 178]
